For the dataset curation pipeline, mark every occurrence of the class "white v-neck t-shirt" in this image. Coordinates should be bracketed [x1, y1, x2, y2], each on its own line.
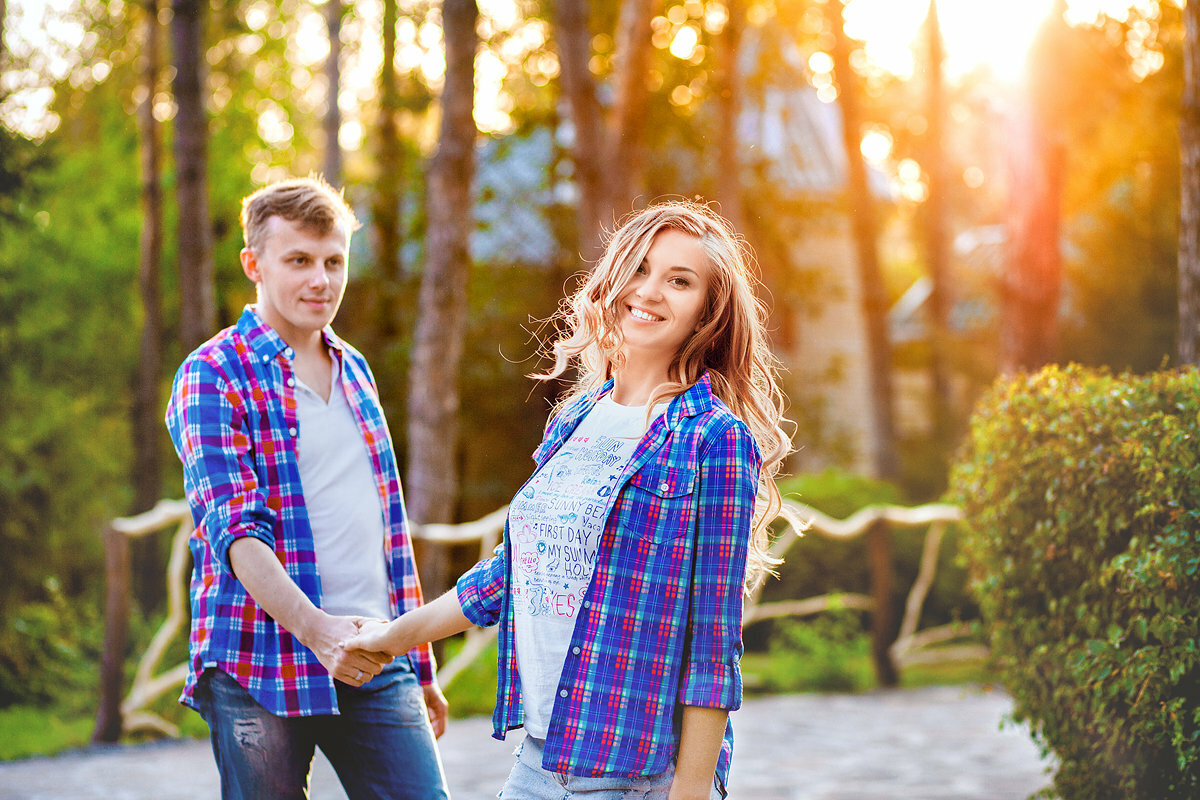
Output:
[293, 354, 392, 621]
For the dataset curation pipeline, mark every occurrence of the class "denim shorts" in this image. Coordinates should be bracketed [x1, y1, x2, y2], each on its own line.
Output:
[497, 734, 725, 799]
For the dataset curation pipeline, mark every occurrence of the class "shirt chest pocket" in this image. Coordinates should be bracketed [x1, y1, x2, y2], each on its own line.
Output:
[619, 465, 697, 544]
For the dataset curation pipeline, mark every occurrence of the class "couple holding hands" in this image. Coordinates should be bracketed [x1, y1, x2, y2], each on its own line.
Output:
[166, 176, 790, 799]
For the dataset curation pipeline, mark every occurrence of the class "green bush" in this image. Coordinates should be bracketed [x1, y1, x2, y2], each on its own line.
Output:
[950, 364, 1200, 799]
[754, 611, 874, 693]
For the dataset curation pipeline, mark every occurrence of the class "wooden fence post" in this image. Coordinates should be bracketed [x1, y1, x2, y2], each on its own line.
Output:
[92, 525, 131, 742]
[867, 520, 899, 687]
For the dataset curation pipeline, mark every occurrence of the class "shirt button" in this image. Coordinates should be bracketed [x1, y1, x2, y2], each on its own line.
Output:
[583, 601, 591, 608]
[559, 689, 568, 698]
[286, 378, 295, 388]
[261, 354, 270, 363]
[285, 348, 294, 358]
[288, 427, 297, 437]
[571, 646, 581, 655]
[658, 482, 670, 492]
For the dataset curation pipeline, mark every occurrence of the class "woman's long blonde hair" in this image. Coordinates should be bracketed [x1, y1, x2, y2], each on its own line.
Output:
[535, 200, 794, 591]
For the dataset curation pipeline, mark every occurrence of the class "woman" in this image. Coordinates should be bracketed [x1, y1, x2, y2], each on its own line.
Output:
[345, 201, 792, 799]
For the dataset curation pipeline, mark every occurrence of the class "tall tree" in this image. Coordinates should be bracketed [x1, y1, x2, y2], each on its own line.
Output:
[826, 0, 899, 482]
[323, 0, 344, 185]
[552, 0, 659, 259]
[133, 0, 164, 516]
[713, 0, 745, 232]
[372, 0, 403, 340]
[1180, 0, 1200, 364]
[1000, 1, 1067, 373]
[921, 0, 952, 436]
[171, 0, 215, 350]
[405, 0, 479, 533]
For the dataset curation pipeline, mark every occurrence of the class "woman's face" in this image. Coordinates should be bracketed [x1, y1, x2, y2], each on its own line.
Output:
[615, 228, 711, 367]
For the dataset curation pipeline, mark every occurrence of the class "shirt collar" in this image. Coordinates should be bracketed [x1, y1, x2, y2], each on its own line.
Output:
[579, 372, 715, 430]
[236, 305, 345, 364]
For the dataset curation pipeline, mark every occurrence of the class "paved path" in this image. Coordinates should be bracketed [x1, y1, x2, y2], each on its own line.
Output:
[0, 686, 1054, 800]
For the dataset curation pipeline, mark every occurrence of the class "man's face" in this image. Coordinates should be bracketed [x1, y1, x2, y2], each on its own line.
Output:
[241, 215, 349, 346]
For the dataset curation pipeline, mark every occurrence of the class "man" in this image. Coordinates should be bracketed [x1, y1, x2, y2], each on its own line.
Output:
[166, 176, 450, 799]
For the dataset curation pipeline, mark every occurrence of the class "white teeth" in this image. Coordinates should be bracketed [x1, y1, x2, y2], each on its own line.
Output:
[629, 307, 661, 322]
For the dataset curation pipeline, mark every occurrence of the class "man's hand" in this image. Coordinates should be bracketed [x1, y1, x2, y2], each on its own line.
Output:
[299, 612, 393, 687]
[423, 682, 450, 739]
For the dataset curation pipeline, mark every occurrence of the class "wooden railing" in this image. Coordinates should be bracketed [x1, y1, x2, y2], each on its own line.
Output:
[94, 498, 981, 740]
[749, 500, 984, 684]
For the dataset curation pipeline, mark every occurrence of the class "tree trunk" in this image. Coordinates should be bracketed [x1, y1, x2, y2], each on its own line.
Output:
[713, 0, 745, 233]
[922, 0, 952, 438]
[602, 0, 656, 223]
[827, 0, 899, 480]
[1180, 0, 1200, 364]
[552, 0, 607, 259]
[552, 0, 658, 260]
[133, 0, 164, 516]
[172, 0, 216, 351]
[1001, 3, 1065, 373]
[323, 0, 344, 186]
[372, 0, 403, 343]
[405, 0, 478, 533]
[132, 0, 167, 613]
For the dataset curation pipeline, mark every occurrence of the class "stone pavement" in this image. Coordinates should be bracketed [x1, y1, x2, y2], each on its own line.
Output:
[0, 686, 1054, 800]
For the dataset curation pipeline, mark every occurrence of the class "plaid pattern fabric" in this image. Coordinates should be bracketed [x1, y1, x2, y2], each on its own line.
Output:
[166, 306, 433, 717]
[457, 373, 761, 784]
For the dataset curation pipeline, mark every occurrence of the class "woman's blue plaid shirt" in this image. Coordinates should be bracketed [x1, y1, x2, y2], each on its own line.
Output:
[456, 373, 762, 787]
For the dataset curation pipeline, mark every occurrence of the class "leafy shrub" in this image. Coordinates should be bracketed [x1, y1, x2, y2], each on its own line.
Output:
[0, 580, 102, 712]
[950, 364, 1200, 799]
[754, 611, 874, 693]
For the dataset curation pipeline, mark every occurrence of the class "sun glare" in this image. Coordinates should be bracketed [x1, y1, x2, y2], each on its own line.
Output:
[843, 0, 1119, 82]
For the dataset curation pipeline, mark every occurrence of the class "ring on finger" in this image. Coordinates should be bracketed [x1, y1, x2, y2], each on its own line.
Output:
[356, 669, 364, 681]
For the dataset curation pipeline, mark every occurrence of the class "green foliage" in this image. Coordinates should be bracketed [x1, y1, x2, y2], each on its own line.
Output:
[751, 469, 975, 651]
[0, 583, 103, 712]
[0, 706, 95, 761]
[950, 364, 1200, 799]
[753, 612, 874, 693]
[440, 636, 502, 720]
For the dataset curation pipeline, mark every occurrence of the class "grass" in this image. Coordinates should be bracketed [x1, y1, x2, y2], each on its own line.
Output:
[0, 707, 95, 761]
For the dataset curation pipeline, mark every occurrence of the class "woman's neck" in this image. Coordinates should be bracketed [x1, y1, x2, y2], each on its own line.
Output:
[609, 358, 671, 406]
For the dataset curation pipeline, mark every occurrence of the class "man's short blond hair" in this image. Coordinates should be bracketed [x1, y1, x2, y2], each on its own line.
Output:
[240, 176, 361, 253]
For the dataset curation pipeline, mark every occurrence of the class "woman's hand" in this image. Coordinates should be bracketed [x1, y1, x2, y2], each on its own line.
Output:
[342, 617, 410, 657]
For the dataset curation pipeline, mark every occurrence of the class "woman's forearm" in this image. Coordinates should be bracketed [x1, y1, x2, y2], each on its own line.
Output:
[671, 705, 728, 800]
[346, 588, 474, 656]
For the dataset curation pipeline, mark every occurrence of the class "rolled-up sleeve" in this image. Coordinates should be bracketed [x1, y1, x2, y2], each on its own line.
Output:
[456, 541, 509, 627]
[166, 358, 276, 571]
[678, 420, 761, 710]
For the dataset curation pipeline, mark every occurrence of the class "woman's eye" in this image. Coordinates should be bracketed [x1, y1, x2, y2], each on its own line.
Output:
[670, 277, 690, 288]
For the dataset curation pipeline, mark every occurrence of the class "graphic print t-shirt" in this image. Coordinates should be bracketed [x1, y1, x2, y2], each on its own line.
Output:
[509, 394, 663, 737]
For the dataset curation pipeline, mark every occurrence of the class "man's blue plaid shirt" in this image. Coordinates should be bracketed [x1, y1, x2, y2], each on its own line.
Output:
[457, 373, 761, 788]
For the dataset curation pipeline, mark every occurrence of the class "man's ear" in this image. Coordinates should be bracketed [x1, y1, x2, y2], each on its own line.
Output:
[240, 248, 259, 282]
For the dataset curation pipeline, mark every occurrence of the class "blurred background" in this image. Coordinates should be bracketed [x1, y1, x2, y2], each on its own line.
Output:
[0, 0, 1187, 759]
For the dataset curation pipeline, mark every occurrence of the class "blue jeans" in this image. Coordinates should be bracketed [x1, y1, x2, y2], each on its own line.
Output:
[194, 658, 449, 800]
[498, 735, 725, 799]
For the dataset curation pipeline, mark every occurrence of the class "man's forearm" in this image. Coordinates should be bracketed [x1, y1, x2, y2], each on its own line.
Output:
[228, 536, 324, 641]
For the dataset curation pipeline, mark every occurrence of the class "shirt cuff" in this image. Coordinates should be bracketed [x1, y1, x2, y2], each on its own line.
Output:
[679, 660, 742, 710]
[456, 560, 503, 628]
